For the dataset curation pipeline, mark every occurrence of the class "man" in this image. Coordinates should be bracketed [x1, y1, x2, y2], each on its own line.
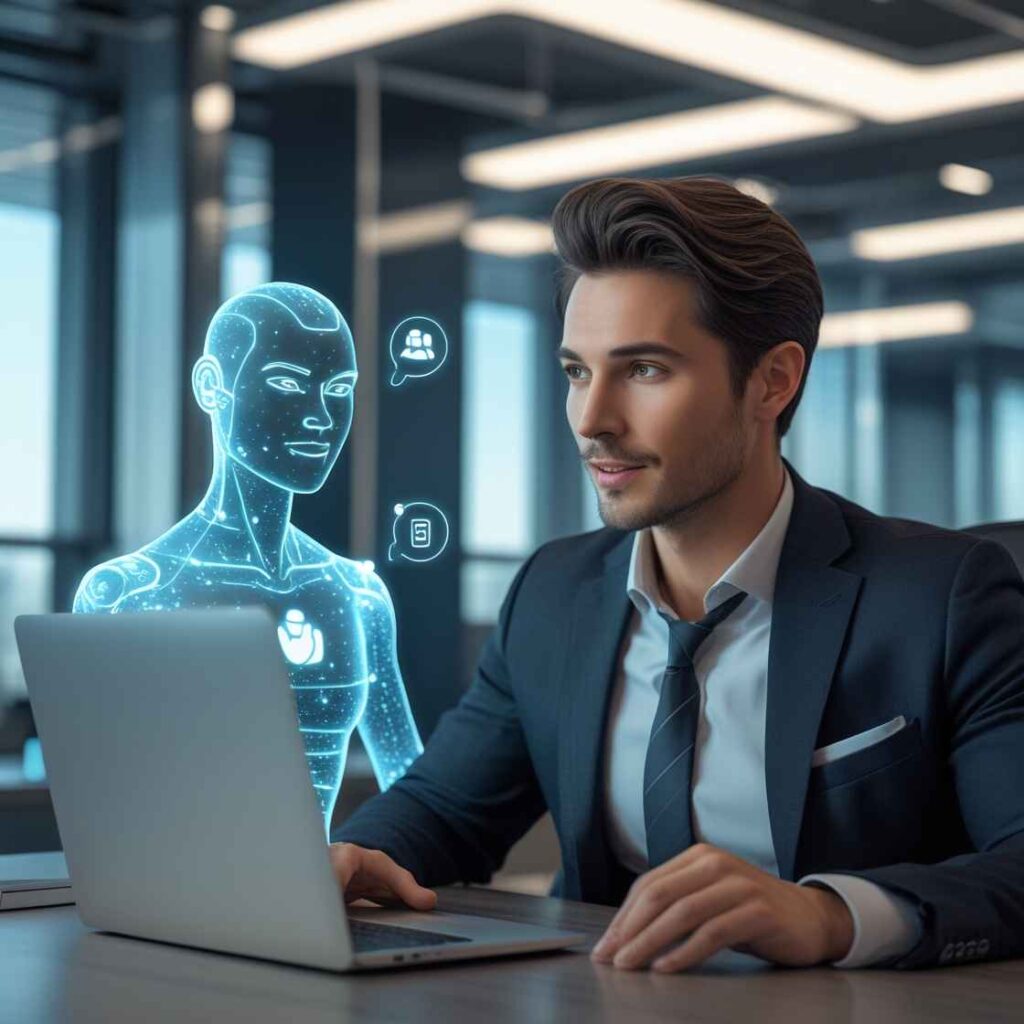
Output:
[74, 282, 422, 828]
[331, 177, 1024, 971]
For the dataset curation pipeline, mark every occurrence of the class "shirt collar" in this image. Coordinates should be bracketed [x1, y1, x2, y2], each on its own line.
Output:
[626, 469, 794, 619]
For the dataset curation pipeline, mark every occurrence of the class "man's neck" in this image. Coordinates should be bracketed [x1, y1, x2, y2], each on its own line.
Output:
[650, 454, 786, 622]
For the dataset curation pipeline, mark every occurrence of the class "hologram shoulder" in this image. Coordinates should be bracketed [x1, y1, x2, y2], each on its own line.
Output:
[73, 551, 162, 614]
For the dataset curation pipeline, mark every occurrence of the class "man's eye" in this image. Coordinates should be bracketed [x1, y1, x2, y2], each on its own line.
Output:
[266, 376, 304, 393]
[324, 381, 353, 398]
[631, 362, 663, 379]
[563, 364, 588, 381]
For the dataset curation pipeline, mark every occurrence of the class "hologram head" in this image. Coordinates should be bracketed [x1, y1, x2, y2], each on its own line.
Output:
[193, 282, 358, 494]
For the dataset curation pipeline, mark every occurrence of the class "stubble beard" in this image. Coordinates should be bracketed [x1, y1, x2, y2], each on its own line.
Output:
[594, 407, 748, 533]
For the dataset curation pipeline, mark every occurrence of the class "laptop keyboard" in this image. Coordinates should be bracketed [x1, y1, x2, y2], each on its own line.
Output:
[348, 917, 472, 952]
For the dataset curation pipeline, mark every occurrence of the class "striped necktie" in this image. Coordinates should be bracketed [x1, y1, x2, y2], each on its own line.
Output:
[643, 589, 747, 868]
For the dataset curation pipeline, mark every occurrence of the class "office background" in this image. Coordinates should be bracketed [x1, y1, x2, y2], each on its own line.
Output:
[3, 0, 1024, 858]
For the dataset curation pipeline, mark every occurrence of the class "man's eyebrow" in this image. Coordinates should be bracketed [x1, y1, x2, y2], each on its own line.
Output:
[261, 361, 311, 376]
[557, 342, 682, 361]
[326, 370, 358, 380]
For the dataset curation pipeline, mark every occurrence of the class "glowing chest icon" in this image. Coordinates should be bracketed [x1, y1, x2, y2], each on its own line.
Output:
[277, 608, 325, 666]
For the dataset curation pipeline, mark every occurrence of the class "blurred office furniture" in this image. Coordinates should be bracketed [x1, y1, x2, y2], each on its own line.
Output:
[2, 885, 1023, 1023]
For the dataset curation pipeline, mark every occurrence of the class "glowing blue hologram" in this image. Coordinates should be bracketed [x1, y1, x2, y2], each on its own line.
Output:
[388, 315, 448, 386]
[388, 502, 450, 563]
[73, 282, 423, 830]
[279, 608, 324, 666]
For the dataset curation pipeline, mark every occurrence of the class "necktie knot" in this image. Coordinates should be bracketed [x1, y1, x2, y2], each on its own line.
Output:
[663, 589, 746, 669]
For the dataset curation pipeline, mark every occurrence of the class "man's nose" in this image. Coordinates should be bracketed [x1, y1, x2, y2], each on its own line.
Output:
[575, 377, 624, 439]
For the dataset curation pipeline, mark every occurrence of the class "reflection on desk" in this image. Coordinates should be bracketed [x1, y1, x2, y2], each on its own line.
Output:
[2, 886, 1023, 1023]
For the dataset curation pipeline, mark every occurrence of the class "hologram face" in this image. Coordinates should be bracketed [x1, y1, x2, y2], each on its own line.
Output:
[204, 283, 358, 495]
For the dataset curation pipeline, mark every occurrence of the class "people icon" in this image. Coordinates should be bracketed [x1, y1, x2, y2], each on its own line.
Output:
[73, 282, 423, 830]
[388, 316, 448, 386]
[398, 328, 435, 363]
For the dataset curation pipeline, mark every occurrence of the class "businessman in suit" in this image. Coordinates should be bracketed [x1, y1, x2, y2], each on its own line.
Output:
[330, 176, 1024, 971]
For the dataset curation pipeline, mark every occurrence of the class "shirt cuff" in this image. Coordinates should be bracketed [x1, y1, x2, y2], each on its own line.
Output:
[798, 873, 923, 968]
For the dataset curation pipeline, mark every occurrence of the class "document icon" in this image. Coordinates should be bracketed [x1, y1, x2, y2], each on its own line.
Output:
[410, 519, 431, 548]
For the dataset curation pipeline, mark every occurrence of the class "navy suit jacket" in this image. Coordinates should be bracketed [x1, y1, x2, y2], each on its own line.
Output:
[335, 468, 1024, 968]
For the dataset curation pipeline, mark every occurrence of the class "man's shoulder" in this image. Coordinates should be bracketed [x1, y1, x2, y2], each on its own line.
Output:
[813, 483, 1007, 581]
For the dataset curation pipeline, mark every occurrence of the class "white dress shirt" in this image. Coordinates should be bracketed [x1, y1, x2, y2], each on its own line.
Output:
[603, 470, 922, 967]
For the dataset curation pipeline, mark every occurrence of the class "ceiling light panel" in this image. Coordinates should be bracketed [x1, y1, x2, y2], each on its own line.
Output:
[819, 301, 973, 347]
[853, 207, 1024, 261]
[462, 97, 857, 190]
[462, 217, 554, 256]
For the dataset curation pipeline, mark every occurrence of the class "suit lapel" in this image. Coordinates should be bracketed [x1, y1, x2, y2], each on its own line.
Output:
[557, 534, 634, 903]
[766, 471, 862, 880]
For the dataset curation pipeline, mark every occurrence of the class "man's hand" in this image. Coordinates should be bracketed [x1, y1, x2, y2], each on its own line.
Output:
[328, 843, 437, 911]
[591, 843, 853, 972]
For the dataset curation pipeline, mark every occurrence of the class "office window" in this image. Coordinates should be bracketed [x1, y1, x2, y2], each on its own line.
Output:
[994, 377, 1024, 522]
[460, 300, 535, 623]
[461, 300, 536, 555]
[0, 202, 57, 536]
[784, 346, 851, 498]
[221, 133, 271, 300]
[0, 79, 59, 699]
[0, 550, 52, 701]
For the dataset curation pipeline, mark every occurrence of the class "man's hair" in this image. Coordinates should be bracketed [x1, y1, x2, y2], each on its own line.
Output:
[551, 176, 823, 437]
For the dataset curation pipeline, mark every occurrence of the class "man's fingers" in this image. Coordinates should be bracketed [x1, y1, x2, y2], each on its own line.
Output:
[376, 854, 437, 911]
[594, 856, 720, 960]
[651, 902, 769, 973]
[328, 843, 361, 889]
[328, 844, 436, 911]
[612, 876, 752, 969]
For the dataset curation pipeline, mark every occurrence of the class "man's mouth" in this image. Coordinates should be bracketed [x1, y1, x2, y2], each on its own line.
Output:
[588, 460, 647, 488]
[285, 441, 331, 459]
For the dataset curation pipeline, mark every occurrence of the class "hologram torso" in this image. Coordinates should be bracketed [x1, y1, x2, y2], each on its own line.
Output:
[73, 283, 423, 828]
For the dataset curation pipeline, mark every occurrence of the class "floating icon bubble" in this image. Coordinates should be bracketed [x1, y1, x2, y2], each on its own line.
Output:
[389, 316, 448, 387]
[388, 501, 450, 563]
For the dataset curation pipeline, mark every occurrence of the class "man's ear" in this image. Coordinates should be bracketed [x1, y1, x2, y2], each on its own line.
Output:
[755, 341, 805, 425]
[192, 355, 230, 413]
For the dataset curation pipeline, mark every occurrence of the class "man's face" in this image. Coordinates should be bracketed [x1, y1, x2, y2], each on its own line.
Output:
[560, 270, 754, 531]
[224, 320, 357, 494]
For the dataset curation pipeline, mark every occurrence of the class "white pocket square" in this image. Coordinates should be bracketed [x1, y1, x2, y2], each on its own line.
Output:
[811, 715, 907, 768]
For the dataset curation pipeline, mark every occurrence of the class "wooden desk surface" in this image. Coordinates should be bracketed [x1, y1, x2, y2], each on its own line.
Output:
[3, 885, 1023, 1023]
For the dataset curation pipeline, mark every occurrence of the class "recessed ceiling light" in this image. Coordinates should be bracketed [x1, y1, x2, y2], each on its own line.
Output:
[938, 163, 993, 197]
[200, 5, 236, 33]
[852, 206, 1024, 261]
[819, 301, 973, 347]
[462, 98, 856, 191]
[192, 83, 234, 134]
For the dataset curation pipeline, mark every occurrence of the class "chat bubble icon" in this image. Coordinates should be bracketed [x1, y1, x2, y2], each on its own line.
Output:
[389, 316, 448, 387]
[388, 502, 450, 563]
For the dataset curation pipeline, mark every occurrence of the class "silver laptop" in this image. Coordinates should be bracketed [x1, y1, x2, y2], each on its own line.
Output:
[14, 609, 581, 971]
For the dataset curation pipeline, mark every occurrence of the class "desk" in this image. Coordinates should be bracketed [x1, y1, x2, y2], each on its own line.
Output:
[3, 886, 1024, 1023]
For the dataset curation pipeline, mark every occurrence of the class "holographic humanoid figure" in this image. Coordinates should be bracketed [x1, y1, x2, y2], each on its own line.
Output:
[74, 282, 423, 828]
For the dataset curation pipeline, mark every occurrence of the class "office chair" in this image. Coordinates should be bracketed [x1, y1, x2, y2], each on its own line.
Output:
[964, 521, 1024, 576]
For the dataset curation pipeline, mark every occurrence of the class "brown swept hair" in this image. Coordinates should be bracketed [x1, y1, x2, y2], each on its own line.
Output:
[551, 176, 823, 437]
